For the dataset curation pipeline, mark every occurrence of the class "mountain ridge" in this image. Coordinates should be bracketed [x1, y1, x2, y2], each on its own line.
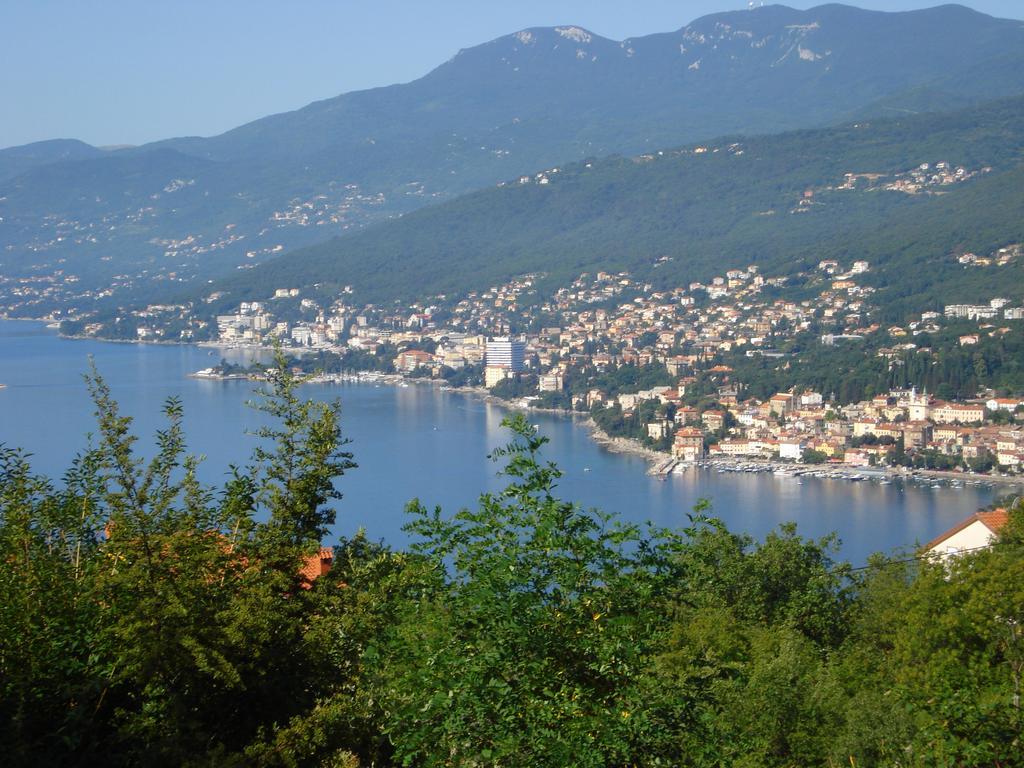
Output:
[5, 4, 1018, 159]
[2, 3, 1023, 314]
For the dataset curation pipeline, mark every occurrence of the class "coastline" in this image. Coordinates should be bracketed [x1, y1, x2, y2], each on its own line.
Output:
[9, 320, 1023, 491]
[437, 384, 665, 463]
[173, 367, 1024, 489]
[422, 384, 1024, 487]
[431, 384, 1024, 489]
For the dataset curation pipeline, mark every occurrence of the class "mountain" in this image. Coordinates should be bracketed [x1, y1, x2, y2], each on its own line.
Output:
[209, 96, 1024, 322]
[2, 3, 1023, 310]
[152, 3, 1024, 170]
[0, 139, 103, 183]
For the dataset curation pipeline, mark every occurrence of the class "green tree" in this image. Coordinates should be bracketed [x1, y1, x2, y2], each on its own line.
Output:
[0, 355, 364, 766]
[387, 413, 691, 766]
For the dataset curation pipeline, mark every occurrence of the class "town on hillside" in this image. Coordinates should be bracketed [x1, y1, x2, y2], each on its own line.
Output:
[91, 250, 1024, 480]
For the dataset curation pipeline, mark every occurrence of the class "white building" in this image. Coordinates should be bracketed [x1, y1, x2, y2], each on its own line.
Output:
[779, 441, 805, 461]
[538, 373, 565, 392]
[925, 509, 1010, 559]
[485, 337, 526, 372]
[987, 397, 1023, 412]
[944, 304, 997, 320]
[800, 391, 824, 407]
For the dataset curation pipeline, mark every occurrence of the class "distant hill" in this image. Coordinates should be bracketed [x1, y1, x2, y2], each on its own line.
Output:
[0, 139, 103, 183]
[210, 96, 1024, 322]
[2, 3, 1023, 300]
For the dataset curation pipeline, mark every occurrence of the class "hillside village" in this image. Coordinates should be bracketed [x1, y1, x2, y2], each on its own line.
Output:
[97, 246, 1024, 477]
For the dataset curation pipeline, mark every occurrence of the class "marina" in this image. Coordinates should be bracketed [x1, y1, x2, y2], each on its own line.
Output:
[650, 455, 1014, 491]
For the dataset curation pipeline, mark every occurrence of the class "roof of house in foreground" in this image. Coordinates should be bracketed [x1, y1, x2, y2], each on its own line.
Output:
[924, 508, 1010, 552]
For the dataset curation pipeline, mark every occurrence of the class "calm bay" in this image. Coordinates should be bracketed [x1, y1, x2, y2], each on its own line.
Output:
[0, 319, 1001, 565]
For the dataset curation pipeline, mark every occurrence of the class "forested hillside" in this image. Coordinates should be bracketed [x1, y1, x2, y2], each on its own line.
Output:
[212, 96, 1024, 321]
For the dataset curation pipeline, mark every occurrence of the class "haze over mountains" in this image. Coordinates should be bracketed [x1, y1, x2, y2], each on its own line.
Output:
[1, 3, 1023, 318]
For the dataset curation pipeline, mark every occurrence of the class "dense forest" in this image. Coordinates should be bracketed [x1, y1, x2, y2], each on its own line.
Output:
[721, 323, 1024, 404]
[2, 359, 1022, 766]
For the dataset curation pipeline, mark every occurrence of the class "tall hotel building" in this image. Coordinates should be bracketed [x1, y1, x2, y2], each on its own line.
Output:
[484, 337, 526, 387]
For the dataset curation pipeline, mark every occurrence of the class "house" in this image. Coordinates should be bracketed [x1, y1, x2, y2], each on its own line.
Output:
[800, 391, 824, 407]
[666, 356, 691, 376]
[987, 397, 1023, 412]
[925, 508, 1010, 559]
[997, 449, 1022, 468]
[484, 365, 509, 388]
[779, 440, 805, 461]
[901, 421, 932, 449]
[646, 420, 672, 441]
[852, 420, 878, 438]
[711, 439, 753, 457]
[619, 393, 641, 410]
[769, 393, 795, 417]
[395, 349, 435, 373]
[701, 410, 726, 431]
[299, 547, 335, 589]
[672, 427, 705, 462]
[674, 406, 698, 425]
[104, 523, 335, 590]
[844, 449, 870, 467]
[538, 372, 565, 392]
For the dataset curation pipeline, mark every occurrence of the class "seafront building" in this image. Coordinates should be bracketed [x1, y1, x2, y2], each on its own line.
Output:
[484, 337, 526, 387]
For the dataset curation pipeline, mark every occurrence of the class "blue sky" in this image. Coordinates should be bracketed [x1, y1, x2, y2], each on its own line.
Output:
[1, 1, 1021, 149]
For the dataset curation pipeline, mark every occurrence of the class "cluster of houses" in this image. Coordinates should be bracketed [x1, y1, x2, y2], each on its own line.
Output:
[957, 242, 1021, 268]
[650, 386, 1024, 469]
[833, 161, 990, 196]
[537, 376, 1024, 469]
[144, 251, 1024, 477]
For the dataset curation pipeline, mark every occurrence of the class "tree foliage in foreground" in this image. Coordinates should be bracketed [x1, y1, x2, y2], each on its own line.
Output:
[1, 369, 1022, 766]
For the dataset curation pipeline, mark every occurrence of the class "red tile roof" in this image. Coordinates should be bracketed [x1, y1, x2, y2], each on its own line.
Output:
[299, 546, 334, 588]
[924, 508, 1010, 551]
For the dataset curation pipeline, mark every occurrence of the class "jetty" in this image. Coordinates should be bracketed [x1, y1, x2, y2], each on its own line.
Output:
[187, 367, 249, 381]
[648, 458, 678, 477]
